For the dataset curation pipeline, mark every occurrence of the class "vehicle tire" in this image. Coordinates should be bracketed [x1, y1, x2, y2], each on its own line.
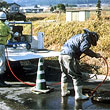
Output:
[26, 43, 31, 50]
[13, 44, 17, 49]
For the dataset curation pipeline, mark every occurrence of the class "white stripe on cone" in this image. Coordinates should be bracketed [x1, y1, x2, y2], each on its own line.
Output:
[37, 70, 44, 74]
[36, 79, 46, 83]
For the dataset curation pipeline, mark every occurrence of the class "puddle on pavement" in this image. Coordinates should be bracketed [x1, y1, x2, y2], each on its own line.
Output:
[7, 90, 110, 110]
[1, 87, 110, 110]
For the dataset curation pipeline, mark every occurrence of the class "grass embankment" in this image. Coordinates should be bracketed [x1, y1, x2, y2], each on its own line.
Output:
[25, 13, 110, 75]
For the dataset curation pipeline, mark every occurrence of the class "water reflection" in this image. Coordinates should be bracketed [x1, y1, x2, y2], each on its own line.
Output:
[74, 100, 83, 110]
[61, 97, 69, 110]
[61, 96, 84, 110]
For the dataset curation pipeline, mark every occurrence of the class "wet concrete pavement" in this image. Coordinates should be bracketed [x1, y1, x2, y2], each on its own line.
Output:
[1, 59, 110, 110]
[1, 76, 110, 110]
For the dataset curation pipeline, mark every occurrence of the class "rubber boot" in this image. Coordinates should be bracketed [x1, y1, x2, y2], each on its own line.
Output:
[74, 85, 89, 100]
[61, 83, 70, 97]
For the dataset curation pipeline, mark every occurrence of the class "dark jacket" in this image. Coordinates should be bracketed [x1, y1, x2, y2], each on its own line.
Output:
[61, 33, 97, 59]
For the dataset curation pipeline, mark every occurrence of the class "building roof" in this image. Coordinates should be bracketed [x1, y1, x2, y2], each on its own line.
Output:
[8, 2, 20, 7]
[66, 7, 110, 12]
[66, 7, 97, 12]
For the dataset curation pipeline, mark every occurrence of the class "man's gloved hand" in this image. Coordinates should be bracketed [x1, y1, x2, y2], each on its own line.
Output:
[95, 53, 101, 58]
[81, 72, 90, 81]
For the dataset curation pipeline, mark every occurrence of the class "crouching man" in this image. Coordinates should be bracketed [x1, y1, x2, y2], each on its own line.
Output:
[59, 29, 101, 100]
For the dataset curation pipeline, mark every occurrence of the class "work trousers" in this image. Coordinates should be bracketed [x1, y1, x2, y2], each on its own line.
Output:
[59, 55, 83, 86]
[0, 45, 6, 75]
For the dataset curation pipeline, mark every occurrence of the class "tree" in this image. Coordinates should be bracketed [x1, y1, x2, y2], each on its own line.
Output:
[0, 1, 8, 9]
[56, 4, 66, 12]
[97, 0, 101, 8]
[34, 5, 38, 8]
[53, 6, 56, 10]
[50, 6, 54, 12]
[96, 0, 101, 19]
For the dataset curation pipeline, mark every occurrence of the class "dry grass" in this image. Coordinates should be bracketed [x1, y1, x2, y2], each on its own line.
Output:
[24, 12, 110, 75]
[25, 12, 110, 53]
[26, 13, 65, 21]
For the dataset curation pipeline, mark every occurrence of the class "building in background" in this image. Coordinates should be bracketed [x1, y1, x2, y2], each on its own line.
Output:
[66, 7, 92, 21]
[66, 10, 90, 21]
[20, 6, 44, 13]
[8, 2, 20, 13]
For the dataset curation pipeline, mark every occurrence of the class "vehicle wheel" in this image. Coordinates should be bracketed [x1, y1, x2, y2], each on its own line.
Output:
[26, 43, 31, 50]
[13, 44, 17, 49]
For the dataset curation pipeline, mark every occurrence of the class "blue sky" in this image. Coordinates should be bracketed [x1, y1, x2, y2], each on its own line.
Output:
[3, 0, 74, 6]
[3, 0, 108, 6]
[4, 0, 17, 3]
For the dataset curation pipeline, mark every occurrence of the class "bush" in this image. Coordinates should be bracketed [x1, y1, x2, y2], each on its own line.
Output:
[7, 12, 26, 21]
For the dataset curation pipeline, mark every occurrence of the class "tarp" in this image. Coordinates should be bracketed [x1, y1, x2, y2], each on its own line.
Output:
[6, 48, 60, 61]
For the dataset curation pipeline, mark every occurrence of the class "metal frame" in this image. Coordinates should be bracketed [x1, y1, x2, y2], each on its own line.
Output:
[8, 21, 33, 48]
